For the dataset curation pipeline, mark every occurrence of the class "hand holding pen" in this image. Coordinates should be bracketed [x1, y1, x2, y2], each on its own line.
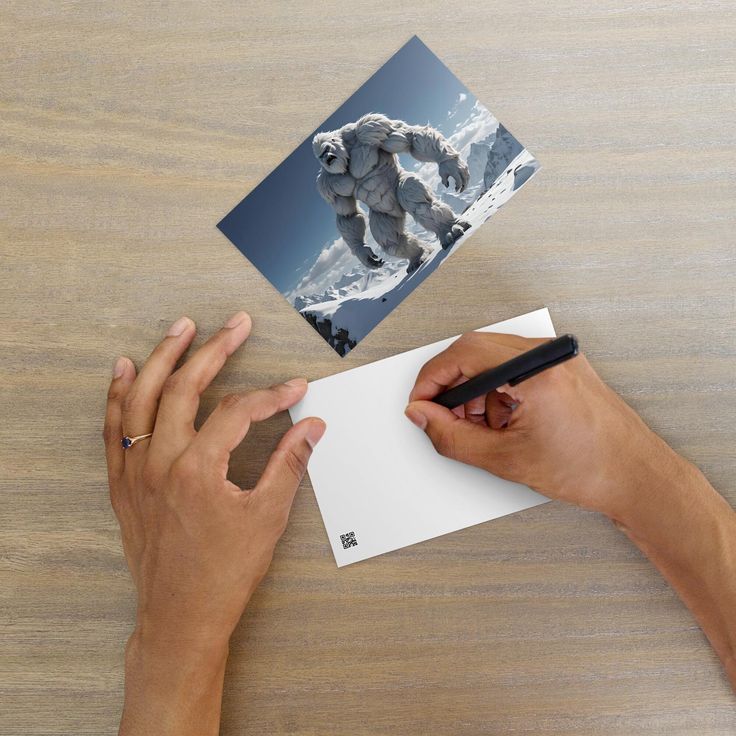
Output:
[404, 331, 736, 691]
[404, 331, 669, 519]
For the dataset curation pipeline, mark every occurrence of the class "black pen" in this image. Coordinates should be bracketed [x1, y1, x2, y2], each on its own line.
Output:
[432, 334, 579, 410]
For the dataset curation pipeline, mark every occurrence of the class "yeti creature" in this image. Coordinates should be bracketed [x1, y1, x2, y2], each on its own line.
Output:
[312, 113, 471, 273]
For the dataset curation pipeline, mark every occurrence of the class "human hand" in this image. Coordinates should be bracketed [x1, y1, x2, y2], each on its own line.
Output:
[405, 332, 679, 521]
[103, 312, 325, 651]
[405, 333, 736, 693]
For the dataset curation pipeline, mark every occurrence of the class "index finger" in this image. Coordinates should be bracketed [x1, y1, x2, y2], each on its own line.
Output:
[191, 379, 309, 465]
[408, 332, 545, 402]
[151, 311, 252, 453]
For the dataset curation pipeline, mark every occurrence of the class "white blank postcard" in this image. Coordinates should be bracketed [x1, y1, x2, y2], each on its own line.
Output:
[289, 308, 555, 566]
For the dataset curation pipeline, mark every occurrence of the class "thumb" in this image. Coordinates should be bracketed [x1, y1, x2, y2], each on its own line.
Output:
[405, 400, 503, 469]
[252, 417, 326, 525]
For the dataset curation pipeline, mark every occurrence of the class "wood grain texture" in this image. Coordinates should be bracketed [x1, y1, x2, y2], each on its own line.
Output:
[1, 1, 735, 733]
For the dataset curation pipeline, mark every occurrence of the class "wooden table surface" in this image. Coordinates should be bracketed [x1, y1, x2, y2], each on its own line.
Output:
[2, 1, 735, 733]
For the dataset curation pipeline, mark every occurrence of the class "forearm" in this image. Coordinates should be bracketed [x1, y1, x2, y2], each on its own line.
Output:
[611, 445, 736, 687]
[336, 211, 366, 250]
[407, 125, 459, 163]
[119, 627, 229, 736]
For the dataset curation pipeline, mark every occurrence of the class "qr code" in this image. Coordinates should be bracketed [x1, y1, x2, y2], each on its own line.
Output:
[340, 531, 358, 549]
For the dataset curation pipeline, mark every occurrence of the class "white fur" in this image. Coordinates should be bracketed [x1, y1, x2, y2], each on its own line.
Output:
[313, 113, 471, 272]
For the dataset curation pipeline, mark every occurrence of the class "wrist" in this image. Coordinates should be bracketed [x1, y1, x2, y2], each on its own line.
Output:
[597, 429, 692, 526]
[126, 621, 230, 673]
[133, 598, 239, 654]
[605, 437, 721, 545]
[120, 627, 229, 736]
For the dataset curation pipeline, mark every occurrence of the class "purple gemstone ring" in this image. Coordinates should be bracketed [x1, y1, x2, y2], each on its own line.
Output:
[121, 433, 153, 449]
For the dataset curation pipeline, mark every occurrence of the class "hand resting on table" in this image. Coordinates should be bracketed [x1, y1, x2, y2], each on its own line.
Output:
[103, 312, 324, 735]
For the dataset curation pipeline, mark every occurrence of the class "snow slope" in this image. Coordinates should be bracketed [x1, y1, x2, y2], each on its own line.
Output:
[300, 148, 538, 355]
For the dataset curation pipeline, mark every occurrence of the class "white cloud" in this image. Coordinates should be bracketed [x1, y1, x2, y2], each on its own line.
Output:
[450, 100, 498, 153]
[448, 92, 469, 118]
[287, 237, 361, 302]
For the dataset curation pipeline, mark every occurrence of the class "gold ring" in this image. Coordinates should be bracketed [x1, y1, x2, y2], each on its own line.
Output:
[121, 433, 153, 449]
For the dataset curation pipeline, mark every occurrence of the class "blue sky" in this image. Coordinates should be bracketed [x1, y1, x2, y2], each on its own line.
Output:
[217, 36, 476, 295]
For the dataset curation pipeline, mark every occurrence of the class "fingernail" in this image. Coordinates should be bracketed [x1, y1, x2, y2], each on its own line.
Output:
[167, 316, 192, 337]
[225, 311, 249, 329]
[112, 356, 127, 378]
[405, 406, 427, 430]
[285, 377, 307, 388]
[306, 420, 326, 449]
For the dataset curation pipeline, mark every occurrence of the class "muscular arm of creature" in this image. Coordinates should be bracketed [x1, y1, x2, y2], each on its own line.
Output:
[315, 164, 383, 268]
[406, 125, 469, 192]
[328, 194, 384, 270]
[355, 114, 469, 192]
[334, 196, 366, 250]
[316, 172, 367, 253]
